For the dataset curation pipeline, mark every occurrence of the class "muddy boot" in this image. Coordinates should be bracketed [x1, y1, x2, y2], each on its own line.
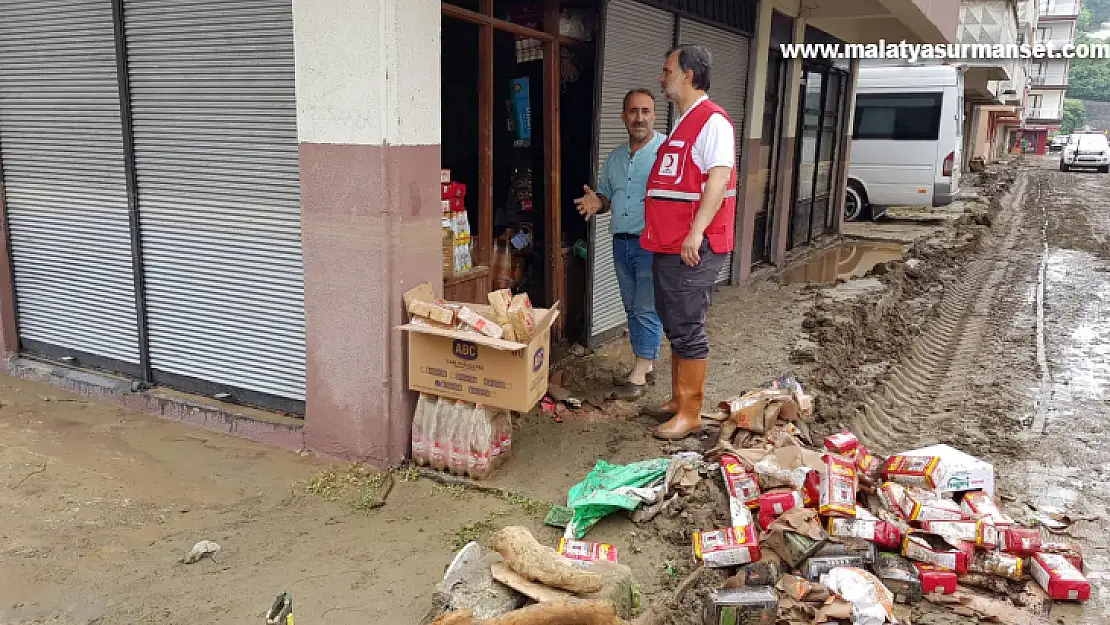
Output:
[612, 381, 646, 401]
[640, 352, 679, 419]
[651, 358, 707, 440]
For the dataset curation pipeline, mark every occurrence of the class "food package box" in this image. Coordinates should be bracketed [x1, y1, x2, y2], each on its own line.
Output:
[874, 553, 923, 603]
[448, 196, 466, 212]
[759, 489, 803, 521]
[1001, 528, 1042, 556]
[557, 538, 618, 567]
[440, 168, 452, 184]
[727, 556, 782, 588]
[455, 306, 504, 340]
[816, 540, 878, 566]
[442, 199, 451, 214]
[827, 517, 903, 550]
[400, 284, 560, 413]
[441, 181, 467, 199]
[914, 564, 957, 594]
[921, 520, 999, 548]
[818, 453, 858, 517]
[407, 298, 457, 327]
[1041, 542, 1084, 572]
[693, 526, 761, 568]
[855, 446, 883, 479]
[508, 293, 536, 343]
[878, 482, 910, 519]
[801, 555, 865, 582]
[488, 289, 513, 325]
[883, 455, 946, 490]
[900, 488, 964, 522]
[765, 529, 826, 569]
[824, 432, 860, 456]
[721, 454, 762, 510]
[902, 443, 995, 496]
[901, 531, 973, 574]
[704, 587, 777, 625]
[968, 550, 1024, 581]
[801, 470, 820, 508]
[960, 491, 1015, 527]
[1032, 553, 1091, 602]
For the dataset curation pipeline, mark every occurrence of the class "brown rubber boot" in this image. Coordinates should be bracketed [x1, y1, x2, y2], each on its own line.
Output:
[651, 357, 707, 440]
[640, 351, 679, 419]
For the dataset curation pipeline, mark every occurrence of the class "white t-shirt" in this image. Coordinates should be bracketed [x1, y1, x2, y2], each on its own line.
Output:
[669, 94, 736, 172]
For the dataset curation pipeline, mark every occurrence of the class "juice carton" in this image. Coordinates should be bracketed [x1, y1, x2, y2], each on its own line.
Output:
[1032, 553, 1090, 602]
[693, 526, 762, 568]
[819, 453, 858, 517]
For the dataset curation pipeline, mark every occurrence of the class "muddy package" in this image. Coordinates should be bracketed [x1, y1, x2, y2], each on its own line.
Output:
[766, 529, 826, 569]
[693, 526, 762, 568]
[703, 587, 777, 625]
[1001, 527, 1042, 556]
[721, 454, 762, 510]
[901, 531, 973, 574]
[826, 516, 903, 550]
[968, 550, 1024, 581]
[921, 519, 999, 548]
[873, 553, 923, 603]
[1032, 553, 1091, 602]
[815, 539, 878, 565]
[801, 554, 865, 582]
[724, 556, 782, 589]
[883, 455, 946, 490]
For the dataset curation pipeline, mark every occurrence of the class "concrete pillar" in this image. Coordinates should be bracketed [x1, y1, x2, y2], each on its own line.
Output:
[0, 178, 18, 357]
[296, 0, 442, 464]
[769, 16, 807, 265]
[734, 0, 775, 285]
[830, 58, 859, 235]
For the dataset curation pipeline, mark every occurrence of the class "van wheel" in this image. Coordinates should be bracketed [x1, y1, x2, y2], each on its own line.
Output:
[1100, 165, 1109, 174]
[845, 183, 871, 222]
[1060, 163, 1069, 172]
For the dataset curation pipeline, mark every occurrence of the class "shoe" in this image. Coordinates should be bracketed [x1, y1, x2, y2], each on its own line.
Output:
[640, 351, 678, 419]
[612, 382, 646, 401]
[611, 369, 657, 386]
[651, 357, 707, 440]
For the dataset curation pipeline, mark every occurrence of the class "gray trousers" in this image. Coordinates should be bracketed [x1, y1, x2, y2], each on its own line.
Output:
[652, 240, 725, 360]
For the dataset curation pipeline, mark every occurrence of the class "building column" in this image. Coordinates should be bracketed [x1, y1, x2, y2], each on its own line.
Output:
[296, 0, 442, 464]
[0, 178, 18, 357]
[830, 58, 859, 235]
[733, 0, 774, 285]
[768, 16, 807, 266]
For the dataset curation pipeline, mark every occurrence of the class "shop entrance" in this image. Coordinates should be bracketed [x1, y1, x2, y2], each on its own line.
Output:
[439, 1, 598, 341]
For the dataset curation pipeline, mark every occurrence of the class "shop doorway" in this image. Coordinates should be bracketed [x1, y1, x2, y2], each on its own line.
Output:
[787, 62, 848, 251]
[752, 52, 786, 266]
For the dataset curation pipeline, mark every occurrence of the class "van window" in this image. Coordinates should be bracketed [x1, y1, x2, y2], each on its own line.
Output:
[852, 92, 943, 140]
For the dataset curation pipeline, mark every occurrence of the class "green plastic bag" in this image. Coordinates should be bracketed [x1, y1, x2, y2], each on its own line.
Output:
[565, 458, 670, 539]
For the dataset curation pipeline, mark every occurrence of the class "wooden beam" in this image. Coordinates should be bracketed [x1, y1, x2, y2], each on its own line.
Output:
[477, 0, 493, 266]
[442, 2, 580, 46]
[543, 0, 564, 339]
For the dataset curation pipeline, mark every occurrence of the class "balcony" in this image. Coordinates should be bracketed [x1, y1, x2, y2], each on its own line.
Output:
[1035, 37, 1076, 49]
[1039, 0, 1080, 18]
[1030, 73, 1068, 86]
[1027, 107, 1062, 120]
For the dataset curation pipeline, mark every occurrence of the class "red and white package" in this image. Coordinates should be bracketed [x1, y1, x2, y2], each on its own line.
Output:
[914, 563, 957, 594]
[692, 525, 761, 568]
[1032, 553, 1091, 602]
[960, 491, 1014, 527]
[855, 446, 883, 478]
[720, 454, 762, 511]
[901, 488, 963, 522]
[827, 517, 903, 550]
[969, 550, 1024, 581]
[801, 470, 820, 508]
[921, 519, 999, 548]
[902, 531, 973, 574]
[883, 455, 946, 490]
[824, 432, 860, 456]
[1002, 528, 1042, 556]
[879, 482, 910, 519]
[557, 539, 618, 566]
[1040, 542, 1084, 572]
[819, 453, 858, 518]
[757, 489, 804, 530]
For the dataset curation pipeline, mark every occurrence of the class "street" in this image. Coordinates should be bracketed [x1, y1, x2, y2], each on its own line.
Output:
[0, 156, 1106, 624]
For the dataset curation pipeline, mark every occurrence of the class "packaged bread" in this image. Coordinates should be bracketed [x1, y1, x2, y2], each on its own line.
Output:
[500, 323, 517, 343]
[456, 306, 503, 339]
[488, 289, 513, 325]
[508, 293, 536, 343]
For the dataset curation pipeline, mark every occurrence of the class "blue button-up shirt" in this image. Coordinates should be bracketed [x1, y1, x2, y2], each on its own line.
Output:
[598, 131, 665, 235]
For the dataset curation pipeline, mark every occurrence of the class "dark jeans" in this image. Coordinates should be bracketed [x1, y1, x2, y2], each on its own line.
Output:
[652, 240, 725, 360]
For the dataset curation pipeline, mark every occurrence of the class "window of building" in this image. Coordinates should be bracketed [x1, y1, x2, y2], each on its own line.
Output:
[852, 93, 943, 141]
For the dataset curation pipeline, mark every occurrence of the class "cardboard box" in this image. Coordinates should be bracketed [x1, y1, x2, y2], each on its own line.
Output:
[557, 538, 618, 567]
[827, 517, 903, 550]
[901, 531, 973, 574]
[921, 519, 999, 548]
[913, 564, 957, 594]
[960, 491, 1014, 527]
[693, 526, 761, 568]
[1032, 553, 1090, 602]
[400, 286, 559, 413]
[883, 454, 946, 490]
[818, 453, 858, 517]
[440, 168, 452, 184]
[1001, 528, 1041, 556]
[902, 444, 995, 496]
[705, 587, 777, 625]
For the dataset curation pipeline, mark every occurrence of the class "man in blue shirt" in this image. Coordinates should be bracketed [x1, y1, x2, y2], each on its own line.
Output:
[574, 89, 665, 400]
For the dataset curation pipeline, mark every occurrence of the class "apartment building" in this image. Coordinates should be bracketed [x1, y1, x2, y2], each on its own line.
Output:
[1025, 0, 1080, 152]
[958, 0, 1025, 168]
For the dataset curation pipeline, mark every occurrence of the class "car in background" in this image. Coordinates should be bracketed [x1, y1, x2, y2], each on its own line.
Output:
[1060, 132, 1110, 173]
[1049, 134, 1069, 152]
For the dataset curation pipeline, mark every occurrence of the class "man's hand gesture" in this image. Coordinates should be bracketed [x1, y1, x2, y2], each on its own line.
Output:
[574, 185, 603, 220]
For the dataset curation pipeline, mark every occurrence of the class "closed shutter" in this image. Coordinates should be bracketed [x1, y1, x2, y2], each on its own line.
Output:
[124, 0, 305, 402]
[588, 0, 674, 343]
[678, 18, 750, 285]
[0, 0, 141, 366]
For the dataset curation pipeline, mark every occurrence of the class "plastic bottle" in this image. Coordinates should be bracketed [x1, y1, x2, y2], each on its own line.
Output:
[447, 400, 470, 475]
[411, 393, 432, 466]
[429, 396, 451, 471]
[468, 404, 493, 480]
[493, 410, 513, 468]
[489, 409, 505, 470]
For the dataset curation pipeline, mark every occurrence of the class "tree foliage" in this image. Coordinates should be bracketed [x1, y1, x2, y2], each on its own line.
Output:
[1066, 32, 1110, 101]
[1061, 99, 1087, 133]
[1083, 0, 1110, 30]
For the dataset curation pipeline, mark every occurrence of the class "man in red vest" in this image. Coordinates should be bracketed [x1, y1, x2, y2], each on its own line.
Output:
[641, 44, 737, 440]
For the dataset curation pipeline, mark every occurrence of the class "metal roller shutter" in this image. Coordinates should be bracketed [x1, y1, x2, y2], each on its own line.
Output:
[0, 0, 140, 366]
[678, 18, 750, 285]
[124, 0, 305, 402]
[588, 0, 674, 343]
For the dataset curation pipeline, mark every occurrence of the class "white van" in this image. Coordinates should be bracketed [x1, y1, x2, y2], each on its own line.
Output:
[845, 64, 965, 221]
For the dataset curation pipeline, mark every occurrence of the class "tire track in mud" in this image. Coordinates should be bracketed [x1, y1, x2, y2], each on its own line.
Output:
[852, 173, 1032, 453]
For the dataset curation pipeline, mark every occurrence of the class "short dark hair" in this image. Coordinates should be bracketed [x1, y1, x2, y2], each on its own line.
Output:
[668, 44, 712, 91]
[622, 88, 655, 111]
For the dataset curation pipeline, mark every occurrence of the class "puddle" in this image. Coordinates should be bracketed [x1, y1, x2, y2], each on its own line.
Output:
[780, 242, 905, 284]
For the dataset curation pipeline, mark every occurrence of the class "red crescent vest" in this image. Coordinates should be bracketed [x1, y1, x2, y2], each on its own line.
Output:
[640, 99, 737, 255]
